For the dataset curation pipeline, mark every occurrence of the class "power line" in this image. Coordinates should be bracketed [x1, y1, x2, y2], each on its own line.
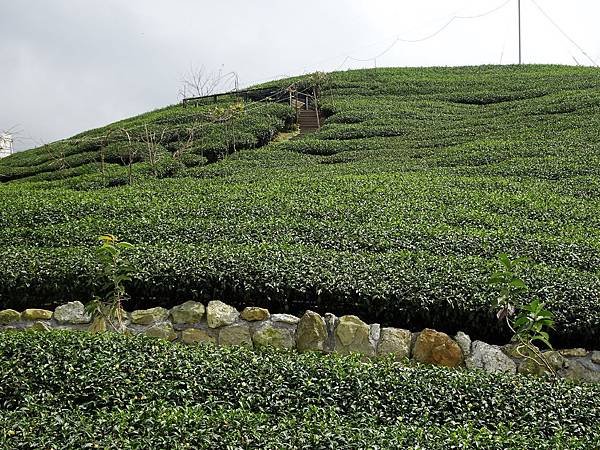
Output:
[529, 0, 598, 67]
[339, 0, 514, 68]
[249, 1, 515, 81]
[518, 0, 522, 64]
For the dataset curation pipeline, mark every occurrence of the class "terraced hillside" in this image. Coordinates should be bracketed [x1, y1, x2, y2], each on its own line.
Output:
[1, 65, 599, 347]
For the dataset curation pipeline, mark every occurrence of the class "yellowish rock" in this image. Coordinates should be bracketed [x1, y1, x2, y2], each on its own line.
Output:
[377, 327, 411, 360]
[240, 307, 270, 322]
[170, 301, 205, 324]
[413, 328, 463, 368]
[559, 348, 588, 358]
[131, 307, 169, 325]
[207, 301, 239, 328]
[296, 311, 328, 352]
[0, 309, 21, 324]
[219, 323, 252, 347]
[252, 323, 295, 349]
[144, 323, 177, 341]
[181, 328, 216, 345]
[21, 309, 53, 321]
[29, 321, 51, 331]
[334, 315, 374, 356]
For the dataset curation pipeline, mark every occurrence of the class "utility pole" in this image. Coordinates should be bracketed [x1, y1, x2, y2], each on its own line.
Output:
[518, 0, 522, 64]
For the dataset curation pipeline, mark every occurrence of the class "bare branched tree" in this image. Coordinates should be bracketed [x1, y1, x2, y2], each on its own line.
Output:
[119, 128, 136, 185]
[178, 64, 239, 100]
[142, 124, 168, 176]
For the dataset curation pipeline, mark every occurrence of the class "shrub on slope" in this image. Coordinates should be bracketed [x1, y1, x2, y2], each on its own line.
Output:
[0, 331, 598, 448]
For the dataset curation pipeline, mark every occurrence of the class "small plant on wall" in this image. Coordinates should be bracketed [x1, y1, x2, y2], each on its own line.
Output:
[86, 235, 134, 333]
[489, 253, 556, 375]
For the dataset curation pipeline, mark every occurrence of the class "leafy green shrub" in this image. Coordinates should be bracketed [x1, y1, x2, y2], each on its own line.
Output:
[85, 235, 134, 332]
[0, 332, 598, 449]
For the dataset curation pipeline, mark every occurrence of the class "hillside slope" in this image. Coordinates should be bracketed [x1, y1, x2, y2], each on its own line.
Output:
[1, 65, 599, 347]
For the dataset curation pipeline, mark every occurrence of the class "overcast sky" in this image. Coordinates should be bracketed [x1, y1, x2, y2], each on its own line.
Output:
[2, 0, 599, 151]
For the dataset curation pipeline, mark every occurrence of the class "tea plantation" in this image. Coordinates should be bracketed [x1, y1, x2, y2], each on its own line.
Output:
[1, 331, 599, 448]
[1, 65, 600, 347]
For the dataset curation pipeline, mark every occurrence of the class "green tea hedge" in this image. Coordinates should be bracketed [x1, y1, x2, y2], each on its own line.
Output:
[0, 332, 598, 449]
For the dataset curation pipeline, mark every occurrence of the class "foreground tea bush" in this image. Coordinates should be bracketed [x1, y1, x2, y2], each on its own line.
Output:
[0, 332, 598, 448]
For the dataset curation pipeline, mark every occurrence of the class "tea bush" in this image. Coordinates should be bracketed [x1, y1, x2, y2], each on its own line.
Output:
[0, 332, 598, 448]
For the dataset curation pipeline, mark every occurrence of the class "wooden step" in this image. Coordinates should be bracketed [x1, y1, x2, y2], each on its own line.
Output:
[298, 109, 321, 134]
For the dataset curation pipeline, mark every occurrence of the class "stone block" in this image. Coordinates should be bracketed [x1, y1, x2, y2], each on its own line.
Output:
[170, 301, 205, 324]
[334, 315, 374, 356]
[207, 301, 239, 328]
[131, 307, 169, 325]
[144, 323, 177, 341]
[559, 348, 588, 358]
[413, 328, 463, 367]
[22, 309, 53, 321]
[240, 307, 270, 322]
[377, 327, 411, 360]
[466, 340, 516, 374]
[181, 328, 215, 345]
[219, 323, 252, 347]
[53, 301, 91, 324]
[454, 331, 472, 357]
[271, 314, 300, 325]
[296, 311, 328, 352]
[0, 309, 21, 324]
[252, 322, 295, 349]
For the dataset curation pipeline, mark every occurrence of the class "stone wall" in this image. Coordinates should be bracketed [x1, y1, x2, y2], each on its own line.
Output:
[1, 301, 599, 382]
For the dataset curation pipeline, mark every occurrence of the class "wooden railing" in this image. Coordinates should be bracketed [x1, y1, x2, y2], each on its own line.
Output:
[182, 83, 321, 128]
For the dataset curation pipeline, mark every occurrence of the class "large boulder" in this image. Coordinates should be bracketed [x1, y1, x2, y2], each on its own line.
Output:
[206, 301, 239, 328]
[181, 328, 216, 345]
[21, 309, 53, 321]
[413, 328, 463, 367]
[219, 323, 252, 347]
[0, 309, 21, 324]
[144, 323, 177, 341]
[170, 301, 205, 324]
[466, 340, 517, 374]
[252, 322, 295, 349]
[377, 327, 411, 360]
[240, 307, 270, 322]
[53, 301, 91, 324]
[334, 315, 375, 356]
[131, 307, 169, 325]
[296, 311, 328, 352]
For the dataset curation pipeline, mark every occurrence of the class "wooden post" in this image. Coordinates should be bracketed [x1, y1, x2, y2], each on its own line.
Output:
[313, 88, 320, 129]
[295, 91, 299, 125]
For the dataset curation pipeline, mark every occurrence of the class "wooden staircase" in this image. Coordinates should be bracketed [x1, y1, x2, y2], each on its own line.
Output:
[298, 109, 321, 134]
